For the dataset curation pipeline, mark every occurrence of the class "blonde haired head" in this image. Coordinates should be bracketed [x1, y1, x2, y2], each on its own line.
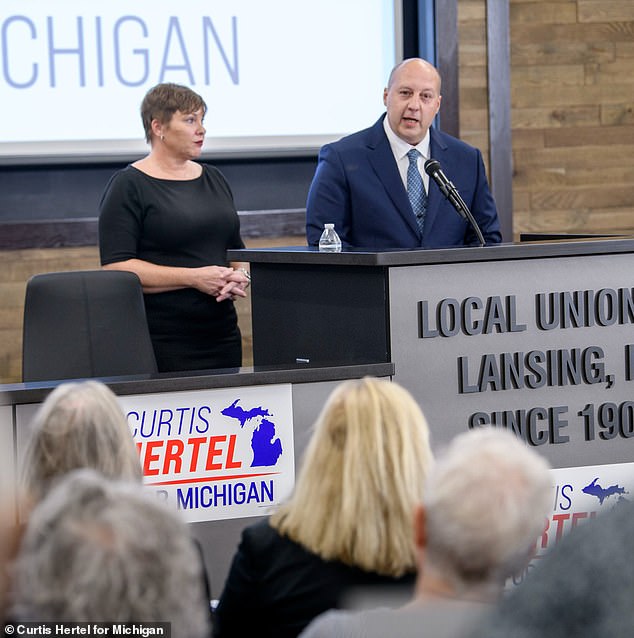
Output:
[271, 376, 433, 577]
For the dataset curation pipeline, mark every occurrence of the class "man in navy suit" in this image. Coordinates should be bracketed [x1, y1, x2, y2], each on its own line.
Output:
[306, 58, 502, 249]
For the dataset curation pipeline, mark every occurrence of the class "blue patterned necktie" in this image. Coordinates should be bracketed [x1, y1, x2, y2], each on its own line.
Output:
[406, 148, 427, 233]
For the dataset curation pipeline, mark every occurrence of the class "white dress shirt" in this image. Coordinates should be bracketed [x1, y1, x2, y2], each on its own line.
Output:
[383, 117, 431, 195]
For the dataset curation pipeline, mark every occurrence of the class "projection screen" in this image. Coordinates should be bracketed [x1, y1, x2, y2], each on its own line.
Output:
[0, 0, 402, 164]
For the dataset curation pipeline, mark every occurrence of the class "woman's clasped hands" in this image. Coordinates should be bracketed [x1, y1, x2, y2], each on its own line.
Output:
[192, 265, 250, 302]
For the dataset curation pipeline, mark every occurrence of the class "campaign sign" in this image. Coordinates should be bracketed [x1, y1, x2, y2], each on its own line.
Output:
[541, 461, 634, 555]
[511, 461, 634, 587]
[117, 384, 294, 523]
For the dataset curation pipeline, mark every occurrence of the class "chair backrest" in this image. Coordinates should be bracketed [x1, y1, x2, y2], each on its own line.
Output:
[22, 270, 158, 382]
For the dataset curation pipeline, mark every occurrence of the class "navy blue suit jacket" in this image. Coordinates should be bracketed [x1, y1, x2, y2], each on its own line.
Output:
[306, 115, 502, 249]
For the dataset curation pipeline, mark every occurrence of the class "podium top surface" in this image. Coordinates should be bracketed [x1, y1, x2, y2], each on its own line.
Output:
[228, 237, 634, 267]
[0, 362, 394, 406]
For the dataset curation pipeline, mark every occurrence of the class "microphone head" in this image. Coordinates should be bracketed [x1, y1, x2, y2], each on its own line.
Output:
[424, 158, 441, 177]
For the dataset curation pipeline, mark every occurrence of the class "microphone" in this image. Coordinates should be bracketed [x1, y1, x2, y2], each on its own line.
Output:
[424, 158, 485, 247]
[423, 159, 467, 219]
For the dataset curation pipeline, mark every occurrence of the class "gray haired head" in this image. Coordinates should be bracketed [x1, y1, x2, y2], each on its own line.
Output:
[21, 380, 142, 504]
[11, 469, 210, 638]
[423, 427, 552, 591]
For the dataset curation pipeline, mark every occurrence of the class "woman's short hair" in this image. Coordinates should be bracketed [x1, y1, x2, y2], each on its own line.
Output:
[271, 376, 433, 577]
[140, 83, 207, 143]
[21, 380, 142, 504]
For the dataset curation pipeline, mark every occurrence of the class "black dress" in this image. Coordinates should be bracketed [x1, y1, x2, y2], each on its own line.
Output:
[214, 519, 416, 638]
[99, 164, 245, 373]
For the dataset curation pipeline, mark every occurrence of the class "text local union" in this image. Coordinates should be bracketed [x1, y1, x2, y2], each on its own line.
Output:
[420, 288, 634, 338]
[419, 295, 526, 338]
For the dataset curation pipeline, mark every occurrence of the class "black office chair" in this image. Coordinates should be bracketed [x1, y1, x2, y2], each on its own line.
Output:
[22, 270, 158, 382]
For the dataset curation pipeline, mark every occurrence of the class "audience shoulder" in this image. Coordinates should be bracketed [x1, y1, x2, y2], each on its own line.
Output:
[298, 609, 355, 638]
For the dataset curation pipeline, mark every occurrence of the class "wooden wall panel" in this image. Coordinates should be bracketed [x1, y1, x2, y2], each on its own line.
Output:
[578, 1, 634, 22]
[458, 2, 491, 157]
[510, 0, 634, 238]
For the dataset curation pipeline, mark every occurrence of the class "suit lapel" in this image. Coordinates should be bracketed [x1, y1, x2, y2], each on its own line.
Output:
[366, 118, 421, 237]
[422, 128, 449, 240]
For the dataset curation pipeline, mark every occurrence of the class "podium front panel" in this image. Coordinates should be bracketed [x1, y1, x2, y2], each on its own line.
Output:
[389, 252, 634, 469]
[251, 263, 389, 367]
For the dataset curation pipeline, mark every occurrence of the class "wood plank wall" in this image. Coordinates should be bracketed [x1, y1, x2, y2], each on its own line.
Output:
[509, 0, 634, 236]
[2, 0, 634, 382]
[459, 0, 634, 237]
[458, 0, 492, 161]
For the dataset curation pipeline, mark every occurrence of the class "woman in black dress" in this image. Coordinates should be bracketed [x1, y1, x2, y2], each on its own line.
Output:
[99, 83, 250, 373]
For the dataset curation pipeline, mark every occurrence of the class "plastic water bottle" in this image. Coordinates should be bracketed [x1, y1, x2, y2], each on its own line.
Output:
[318, 223, 342, 253]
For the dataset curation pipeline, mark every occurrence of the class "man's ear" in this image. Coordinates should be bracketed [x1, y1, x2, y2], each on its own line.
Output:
[414, 503, 427, 551]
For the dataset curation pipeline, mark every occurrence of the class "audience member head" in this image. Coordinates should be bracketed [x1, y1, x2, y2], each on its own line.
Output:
[271, 376, 433, 577]
[383, 58, 442, 145]
[10, 469, 210, 638]
[418, 427, 552, 599]
[468, 497, 634, 638]
[141, 83, 207, 143]
[21, 380, 142, 506]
